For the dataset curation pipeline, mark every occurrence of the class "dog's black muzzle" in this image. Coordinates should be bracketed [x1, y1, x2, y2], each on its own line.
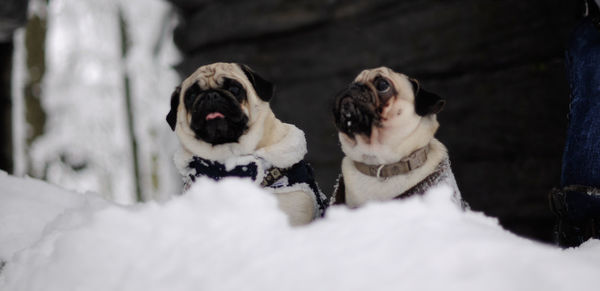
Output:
[186, 88, 249, 145]
[333, 83, 380, 137]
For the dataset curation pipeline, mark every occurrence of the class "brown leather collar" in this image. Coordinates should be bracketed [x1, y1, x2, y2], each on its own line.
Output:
[353, 145, 430, 179]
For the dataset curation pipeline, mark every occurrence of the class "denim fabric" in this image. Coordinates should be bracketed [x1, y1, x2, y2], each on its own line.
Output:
[561, 18, 600, 188]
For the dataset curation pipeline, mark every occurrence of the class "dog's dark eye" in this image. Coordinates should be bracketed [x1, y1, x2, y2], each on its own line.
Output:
[375, 78, 390, 92]
[228, 84, 241, 96]
[222, 78, 246, 101]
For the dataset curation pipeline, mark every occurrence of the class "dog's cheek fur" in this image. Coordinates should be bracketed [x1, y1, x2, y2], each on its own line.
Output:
[166, 86, 181, 131]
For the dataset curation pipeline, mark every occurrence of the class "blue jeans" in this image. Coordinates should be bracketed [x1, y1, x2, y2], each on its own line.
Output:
[552, 17, 600, 247]
[561, 18, 600, 188]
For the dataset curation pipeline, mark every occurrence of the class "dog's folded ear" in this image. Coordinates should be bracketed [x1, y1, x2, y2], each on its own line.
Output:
[238, 64, 274, 102]
[166, 85, 181, 131]
[410, 79, 446, 116]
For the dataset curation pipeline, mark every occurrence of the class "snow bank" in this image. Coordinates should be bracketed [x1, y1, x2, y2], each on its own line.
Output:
[1, 173, 599, 291]
[0, 171, 108, 262]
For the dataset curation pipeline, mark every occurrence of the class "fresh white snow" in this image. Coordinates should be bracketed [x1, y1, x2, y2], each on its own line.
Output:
[0, 171, 109, 262]
[1, 172, 599, 291]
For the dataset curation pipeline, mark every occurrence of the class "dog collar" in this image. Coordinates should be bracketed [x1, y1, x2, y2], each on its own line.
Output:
[353, 145, 430, 179]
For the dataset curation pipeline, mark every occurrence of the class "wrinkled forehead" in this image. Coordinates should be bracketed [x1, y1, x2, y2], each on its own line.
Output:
[354, 66, 414, 101]
[181, 63, 248, 91]
[354, 67, 397, 83]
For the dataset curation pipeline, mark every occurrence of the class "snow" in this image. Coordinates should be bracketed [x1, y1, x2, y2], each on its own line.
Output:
[0, 171, 108, 261]
[1, 172, 600, 291]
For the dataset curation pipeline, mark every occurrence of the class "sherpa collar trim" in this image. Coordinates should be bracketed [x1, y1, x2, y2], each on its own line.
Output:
[253, 124, 307, 168]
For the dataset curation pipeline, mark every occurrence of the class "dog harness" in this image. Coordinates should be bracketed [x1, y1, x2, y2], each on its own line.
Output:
[184, 156, 329, 216]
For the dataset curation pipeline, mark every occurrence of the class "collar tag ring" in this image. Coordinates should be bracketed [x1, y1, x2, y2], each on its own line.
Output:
[376, 164, 385, 181]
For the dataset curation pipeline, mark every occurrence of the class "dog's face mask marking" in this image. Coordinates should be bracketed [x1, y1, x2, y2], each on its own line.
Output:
[183, 78, 249, 145]
[166, 63, 274, 146]
[333, 67, 445, 142]
[333, 75, 397, 138]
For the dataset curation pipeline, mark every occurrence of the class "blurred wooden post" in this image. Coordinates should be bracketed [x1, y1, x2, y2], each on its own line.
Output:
[119, 8, 143, 202]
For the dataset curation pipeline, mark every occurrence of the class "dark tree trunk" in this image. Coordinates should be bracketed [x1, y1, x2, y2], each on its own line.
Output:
[0, 42, 13, 173]
[0, 0, 29, 173]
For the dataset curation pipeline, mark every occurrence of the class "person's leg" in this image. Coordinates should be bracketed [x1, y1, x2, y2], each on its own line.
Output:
[550, 4, 600, 247]
[561, 13, 600, 187]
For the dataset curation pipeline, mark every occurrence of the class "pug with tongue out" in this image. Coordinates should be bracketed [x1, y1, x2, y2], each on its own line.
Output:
[166, 62, 329, 225]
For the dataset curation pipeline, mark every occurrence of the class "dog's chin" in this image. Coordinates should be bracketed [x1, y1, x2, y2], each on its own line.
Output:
[190, 109, 249, 145]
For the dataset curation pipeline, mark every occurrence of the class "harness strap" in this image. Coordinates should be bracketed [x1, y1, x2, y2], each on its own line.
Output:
[393, 168, 443, 200]
[260, 167, 288, 187]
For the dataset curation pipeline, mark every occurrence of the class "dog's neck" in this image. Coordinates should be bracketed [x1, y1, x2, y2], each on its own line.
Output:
[341, 138, 448, 208]
[339, 115, 439, 165]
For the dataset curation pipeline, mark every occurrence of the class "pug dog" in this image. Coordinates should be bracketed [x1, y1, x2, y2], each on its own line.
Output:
[166, 62, 329, 225]
[331, 67, 464, 208]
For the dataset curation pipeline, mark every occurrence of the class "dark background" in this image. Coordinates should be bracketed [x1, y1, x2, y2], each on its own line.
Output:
[168, 0, 581, 243]
[0, 0, 583, 243]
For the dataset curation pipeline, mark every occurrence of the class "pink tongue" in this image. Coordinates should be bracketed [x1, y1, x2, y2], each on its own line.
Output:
[205, 112, 225, 120]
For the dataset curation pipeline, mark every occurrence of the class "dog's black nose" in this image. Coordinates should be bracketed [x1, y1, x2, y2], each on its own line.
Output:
[205, 91, 221, 101]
